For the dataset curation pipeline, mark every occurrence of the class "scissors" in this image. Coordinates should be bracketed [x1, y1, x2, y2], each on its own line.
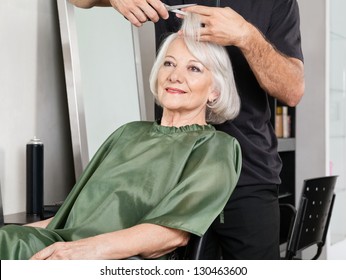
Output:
[164, 3, 197, 16]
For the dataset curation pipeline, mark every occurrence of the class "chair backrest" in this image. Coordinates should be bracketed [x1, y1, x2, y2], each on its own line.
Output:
[279, 203, 296, 245]
[171, 227, 221, 260]
[127, 230, 216, 260]
[286, 175, 337, 259]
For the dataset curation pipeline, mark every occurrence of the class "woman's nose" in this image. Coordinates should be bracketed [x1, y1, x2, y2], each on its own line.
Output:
[168, 68, 184, 83]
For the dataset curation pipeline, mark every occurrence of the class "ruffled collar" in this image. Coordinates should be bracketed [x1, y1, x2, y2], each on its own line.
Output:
[151, 121, 215, 134]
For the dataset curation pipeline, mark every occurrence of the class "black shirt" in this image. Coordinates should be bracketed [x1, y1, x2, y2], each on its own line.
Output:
[155, 0, 303, 186]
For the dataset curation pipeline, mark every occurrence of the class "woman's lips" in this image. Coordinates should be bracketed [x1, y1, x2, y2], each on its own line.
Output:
[165, 87, 186, 94]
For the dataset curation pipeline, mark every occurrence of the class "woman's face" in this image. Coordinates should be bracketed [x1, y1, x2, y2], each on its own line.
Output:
[157, 38, 217, 121]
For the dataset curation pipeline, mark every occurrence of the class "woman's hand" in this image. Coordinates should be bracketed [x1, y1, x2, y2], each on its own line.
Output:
[25, 217, 54, 228]
[30, 224, 189, 260]
[30, 238, 100, 260]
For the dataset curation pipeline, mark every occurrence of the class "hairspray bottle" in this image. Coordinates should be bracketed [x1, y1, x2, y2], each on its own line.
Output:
[26, 137, 44, 216]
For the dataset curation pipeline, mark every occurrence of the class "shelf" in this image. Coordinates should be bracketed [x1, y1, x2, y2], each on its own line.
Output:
[3, 204, 60, 226]
[4, 212, 41, 225]
[277, 138, 295, 152]
[278, 192, 293, 199]
[270, 98, 296, 205]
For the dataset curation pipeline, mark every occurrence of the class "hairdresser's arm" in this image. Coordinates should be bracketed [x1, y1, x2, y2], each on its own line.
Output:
[30, 223, 189, 260]
[25, 217, 54, 228]
[184, 6, 304, 107]
[69, 0, 169, 27]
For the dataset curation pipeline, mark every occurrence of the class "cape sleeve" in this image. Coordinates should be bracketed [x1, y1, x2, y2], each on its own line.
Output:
[139, 135, 242, 236]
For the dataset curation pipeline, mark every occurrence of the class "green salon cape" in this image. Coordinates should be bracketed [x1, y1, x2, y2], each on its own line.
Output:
[0, 121, 241, 259]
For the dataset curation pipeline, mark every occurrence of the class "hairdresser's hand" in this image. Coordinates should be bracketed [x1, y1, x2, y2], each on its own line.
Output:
[182, 6, 251, 48]
[182, 5, 304, 107]
[109, 0, 169, 27]
[30, 239, 101, 260]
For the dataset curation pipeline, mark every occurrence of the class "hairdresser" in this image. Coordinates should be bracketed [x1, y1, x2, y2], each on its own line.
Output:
[70, 0, 305, 260]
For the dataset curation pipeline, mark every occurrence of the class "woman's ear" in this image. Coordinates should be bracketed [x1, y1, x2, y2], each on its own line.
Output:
[208, 90, 220, 103]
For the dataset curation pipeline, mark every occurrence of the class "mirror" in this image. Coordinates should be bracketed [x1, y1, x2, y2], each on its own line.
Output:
[57, 0, 150, 179]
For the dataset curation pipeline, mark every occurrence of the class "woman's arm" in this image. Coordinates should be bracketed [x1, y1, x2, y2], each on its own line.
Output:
[30, 223, 189, 260]
[24, 217, 54, 228]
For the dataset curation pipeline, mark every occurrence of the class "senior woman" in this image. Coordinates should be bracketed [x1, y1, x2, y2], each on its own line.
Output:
[0, 13, 241, 260]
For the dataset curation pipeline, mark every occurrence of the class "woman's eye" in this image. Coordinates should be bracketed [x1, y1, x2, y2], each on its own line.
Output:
[163, 61, 175, 67]
[189, 65, 202, 72]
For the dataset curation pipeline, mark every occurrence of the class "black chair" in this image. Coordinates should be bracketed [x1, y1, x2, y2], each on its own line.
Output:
[168, 235, 203, 260]
[280, 175, 337, 260]
[127, 233, 210, 260]
[171, 228, 216, 260]
[279, 203, 296, 246]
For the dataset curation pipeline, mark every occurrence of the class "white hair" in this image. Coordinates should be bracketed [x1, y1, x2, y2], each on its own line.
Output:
[149, 13, 240, 124]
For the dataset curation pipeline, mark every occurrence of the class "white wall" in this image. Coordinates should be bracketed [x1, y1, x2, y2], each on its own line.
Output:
[296, 0, 328, 192]
[0, 0, 75, 215]
[296, 0, 328, 259]
[296, 0, 346, 260]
